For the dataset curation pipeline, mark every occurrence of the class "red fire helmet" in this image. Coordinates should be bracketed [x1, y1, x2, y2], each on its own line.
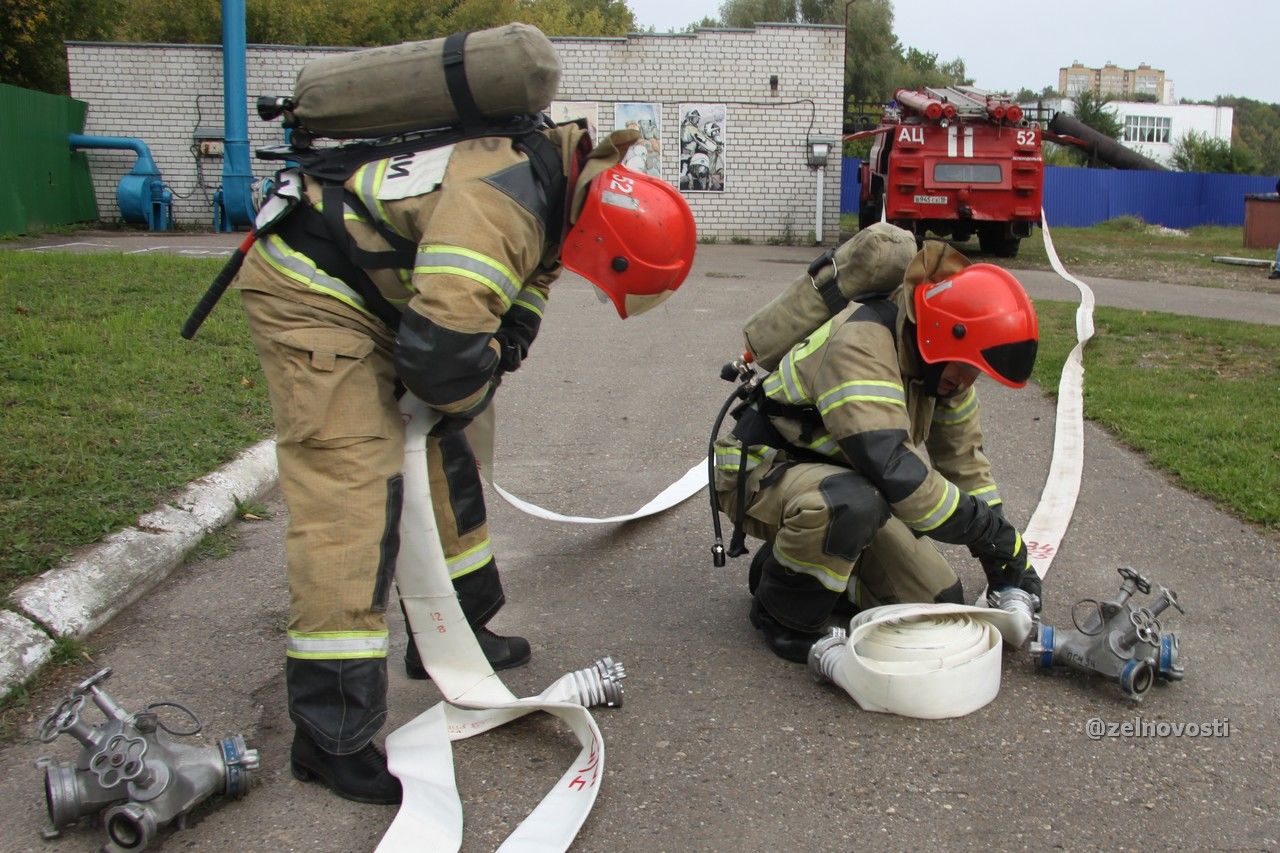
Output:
[913, 263, 1039, 387]
[561, 164, 696, 318]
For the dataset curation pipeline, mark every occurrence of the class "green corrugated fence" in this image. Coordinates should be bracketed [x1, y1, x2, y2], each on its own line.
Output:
[0, 83, 98, 235]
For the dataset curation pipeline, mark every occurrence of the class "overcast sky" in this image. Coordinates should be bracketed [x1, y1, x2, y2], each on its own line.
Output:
[627, 0, 1278, 103]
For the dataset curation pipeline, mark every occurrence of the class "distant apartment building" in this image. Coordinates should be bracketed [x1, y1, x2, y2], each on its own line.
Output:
[1019, 97, 1232, 168]
[1059, 61, 1170, 103]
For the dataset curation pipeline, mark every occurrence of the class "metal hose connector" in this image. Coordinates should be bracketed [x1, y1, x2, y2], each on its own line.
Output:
[808, 628, 849, 684]
[988, 587, 1038, 621]
[564, 657, 627, 708]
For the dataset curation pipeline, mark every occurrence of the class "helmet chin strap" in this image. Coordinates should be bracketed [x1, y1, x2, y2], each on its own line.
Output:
[905, 323, 947, 397]
[919, 359, 947, 398]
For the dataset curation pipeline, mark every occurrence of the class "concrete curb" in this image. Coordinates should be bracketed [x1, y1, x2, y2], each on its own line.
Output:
[1, 440, 279, 696]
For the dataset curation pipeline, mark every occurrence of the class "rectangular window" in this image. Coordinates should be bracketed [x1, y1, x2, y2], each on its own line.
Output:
[1123, 115, 1171, 144]
[933, 163, 1003, 183]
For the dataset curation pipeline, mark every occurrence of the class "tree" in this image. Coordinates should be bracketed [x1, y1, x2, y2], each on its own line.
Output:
[114, 0, 635, 47]
[1070, 90, 1122, 139]
[1170, 129, 1260, 174]
[1, 0, 122, 93]
[894, 46, 969, 91]
[718, 0, 796, 26]
[1219, 96, 1280, 176]
[682, 16, 720, 31]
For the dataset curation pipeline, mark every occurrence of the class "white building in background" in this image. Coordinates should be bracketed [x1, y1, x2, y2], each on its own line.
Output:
[1019, 97, 1234, 169]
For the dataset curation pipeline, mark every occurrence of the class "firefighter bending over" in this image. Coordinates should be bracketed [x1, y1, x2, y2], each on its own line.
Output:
[714, 243, 1041, 663]
[233, 124, 695, 803]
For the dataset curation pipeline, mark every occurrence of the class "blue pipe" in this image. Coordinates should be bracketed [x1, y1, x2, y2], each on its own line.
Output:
[68, 133, 173, 230]
[68, 134, 161, 176]
[216, 0, 256, 231]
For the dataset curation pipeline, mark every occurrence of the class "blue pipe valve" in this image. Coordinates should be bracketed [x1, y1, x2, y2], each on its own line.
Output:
[67, 134, 173, 231]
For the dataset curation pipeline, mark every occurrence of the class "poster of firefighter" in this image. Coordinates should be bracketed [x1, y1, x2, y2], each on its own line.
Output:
[548, 101, 599, 145]
[613, 102, 663, 179]
[679, 103, 725, 192]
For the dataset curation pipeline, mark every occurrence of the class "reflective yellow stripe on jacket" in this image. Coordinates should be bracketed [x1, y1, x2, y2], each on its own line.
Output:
[255, 234, 374, 319]
[415, 245, 521, 309]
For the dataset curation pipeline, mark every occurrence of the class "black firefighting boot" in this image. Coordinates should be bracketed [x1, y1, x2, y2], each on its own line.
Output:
[287, 657, 399, 804]
[749, 598, 826, 663]
[751, 549, 837, 663]
[404, 627, 532, 679]
[290, 727, 402, 805]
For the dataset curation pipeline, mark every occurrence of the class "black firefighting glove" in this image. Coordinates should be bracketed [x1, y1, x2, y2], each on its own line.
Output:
[494, 327, 528, 375]
[969, 504, 1041, 610]
[494, 297, 542, 375]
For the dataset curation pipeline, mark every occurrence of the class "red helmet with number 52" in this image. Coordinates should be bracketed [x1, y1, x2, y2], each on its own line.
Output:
[561, 164, 697, 318]
[914, 263, 1039, 387]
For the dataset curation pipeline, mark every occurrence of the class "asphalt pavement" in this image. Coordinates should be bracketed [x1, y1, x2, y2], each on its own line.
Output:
[2, 232, 1278, 852]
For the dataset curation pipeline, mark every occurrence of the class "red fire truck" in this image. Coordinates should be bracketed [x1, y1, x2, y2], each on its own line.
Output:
[854, 86, 1043, 257]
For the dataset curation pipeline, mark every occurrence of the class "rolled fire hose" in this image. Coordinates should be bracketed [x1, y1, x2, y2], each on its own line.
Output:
[809, 601, 1036, 719]
[380, 395, 625, 853]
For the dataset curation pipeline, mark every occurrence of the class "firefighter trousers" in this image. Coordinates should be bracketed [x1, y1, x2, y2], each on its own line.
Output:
[238, 285, 505, 753]
[716, 457, 962, 632]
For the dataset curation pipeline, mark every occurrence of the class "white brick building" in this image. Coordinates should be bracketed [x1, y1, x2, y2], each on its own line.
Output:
[67, 24, 844, 243]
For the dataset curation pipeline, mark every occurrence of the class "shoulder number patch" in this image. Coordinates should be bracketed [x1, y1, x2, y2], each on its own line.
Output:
[376, 144, 455, 201]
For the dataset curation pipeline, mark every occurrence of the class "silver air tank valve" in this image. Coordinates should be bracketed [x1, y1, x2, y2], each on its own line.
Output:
[34, 667, 260, 851]
[1029, 567, 1185, 700]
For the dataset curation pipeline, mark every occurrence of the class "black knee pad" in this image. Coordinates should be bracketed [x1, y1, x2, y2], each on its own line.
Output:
[933, 579, 965, 605]
[820, 473, 890, 561]
[748, 539, 773, 594]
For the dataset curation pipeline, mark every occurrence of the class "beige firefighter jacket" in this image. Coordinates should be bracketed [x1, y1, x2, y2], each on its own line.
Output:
[236, 123, 637, 417]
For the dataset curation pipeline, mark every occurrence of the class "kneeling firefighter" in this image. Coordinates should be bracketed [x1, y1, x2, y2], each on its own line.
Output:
[712, 234, 1040, 663]
[216, 25, 696, 804]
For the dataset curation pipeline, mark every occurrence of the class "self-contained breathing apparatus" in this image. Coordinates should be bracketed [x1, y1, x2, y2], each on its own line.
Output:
[181, 24, 569, 340]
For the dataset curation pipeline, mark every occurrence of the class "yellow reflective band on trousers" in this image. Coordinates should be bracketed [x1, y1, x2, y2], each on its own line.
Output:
[714, 444, 772, 473]
[817, 379, 906, 416]
[256, 235, 375, 319]
[932, 387, 979, 425]
[447, 538, 494, 580]
[774, 543, 849, 592]
[286, 630, 390, 660]
[904, 479, 961, 533]
[513, 286, 547, 318]
[415, 245, 521, 308]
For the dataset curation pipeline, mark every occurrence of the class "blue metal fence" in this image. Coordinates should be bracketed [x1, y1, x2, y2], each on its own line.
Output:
[839, 156, 1279, 228]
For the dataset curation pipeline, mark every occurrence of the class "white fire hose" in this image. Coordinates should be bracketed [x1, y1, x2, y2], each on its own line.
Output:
[381, 397, 626, 853]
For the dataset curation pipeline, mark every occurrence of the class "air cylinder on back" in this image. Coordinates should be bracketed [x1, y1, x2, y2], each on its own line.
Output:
[742, 223, 918, 370]
[283, 24, 562, 139]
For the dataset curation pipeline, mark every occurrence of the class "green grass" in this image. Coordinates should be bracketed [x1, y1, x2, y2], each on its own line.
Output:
[839, 217, 1278, 291]
[1033, 300, 1280, 529]
[1017, 220, 1276, 288]
[0, 251, 274, 597]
